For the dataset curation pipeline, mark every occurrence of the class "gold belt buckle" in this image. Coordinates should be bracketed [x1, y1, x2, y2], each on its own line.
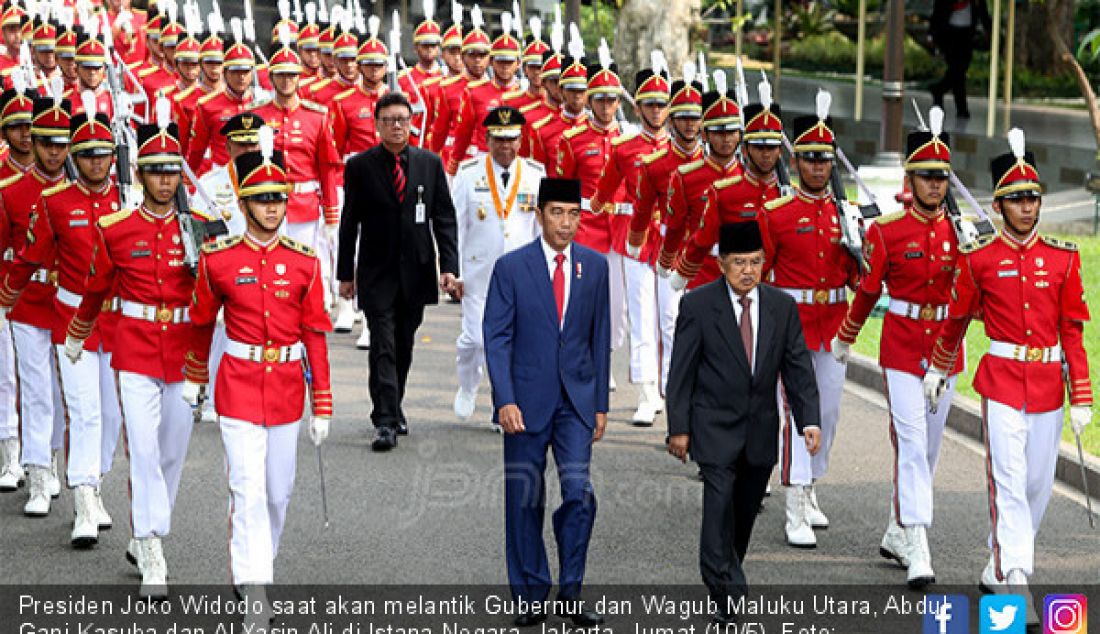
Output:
[1026, 347, 1043, 362]
[263, 347, 280, 363]
[101, 299, 113, 312]
[156, 307, 173, 323]
[919, 305, 935, 321]
[814, 289, 829, 304]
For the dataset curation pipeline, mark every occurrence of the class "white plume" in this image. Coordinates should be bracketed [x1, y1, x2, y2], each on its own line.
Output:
[554, 3, 561, 27]
[597, 37, 611, 70]
[698, 67, 709, 92]
[391, 8, 400, 36]
[549, 20, 563, 53]
[329, 4, 343, 27]
[258, 125, 274, 162]
[529, 16, 541, 42]
[368, 14, 379, 39]
[37, 0, 49, 21]
[500, 11, 511, 38]
[207, 5, 223, 34]
[49, 74, 63, 104]
[60, 6, 73, 29]
[278, 0, 290, 20]
[306, 2, 316, 24]
[318, 0, 329, 23]
[471, 4, 483, 29]
[388, 29, 399, 67]
[86, 14, 99, 38]
[682, 60, 695, 87]
[451, 1, 462, 26]
[649, 50, 663, 76]
[1008, 127, 1025, 159]
[81, 89, 96, 119]
[815, 88, 831, 121]
[184, 2, 201, 37]
[422, 0, 434, 22]
[230, 16, 243, 43]
[155, 95, 171, 130]
[293, 0, 304, 23]
[713, 70, 727, 96]
[11, 68, 26, 95]
[512, 0, 522, 39]
[338, 6, 353, 33]
[567, 22, 582, 58]
[353, 0, 366, 34]
[50, 0, 62, 20]
[697, 51, 707, 86]
[278, 22, 292, 46]
[929, 105, 944, 138]
[18, 41, 31, 70]
[243, 16, 256, 41]
[758, 76, 772, 110]
[166, 0, 177, 25]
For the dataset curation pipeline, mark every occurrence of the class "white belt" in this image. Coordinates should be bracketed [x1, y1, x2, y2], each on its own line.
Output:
[581, 197, 593, 211]
[29, 268, 50, 284]
[888, 299, 949, 322]
[56, 287, 81, 308]
[120, 300, 190, 324]
[988, 340, 1063, 364]
[291, 180, 321, 194]
[611, 202, 634, 216]
[2, 248, 12, 262]
[224, 338, 303, 363]
[780, 287, 848, 305]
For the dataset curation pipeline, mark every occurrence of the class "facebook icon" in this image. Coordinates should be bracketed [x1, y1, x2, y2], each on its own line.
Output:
[922, 595, 969, 634]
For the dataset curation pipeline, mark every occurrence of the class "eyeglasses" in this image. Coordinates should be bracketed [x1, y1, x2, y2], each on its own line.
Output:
[727, 256, 765, 269]
[379, 116, 411, 127]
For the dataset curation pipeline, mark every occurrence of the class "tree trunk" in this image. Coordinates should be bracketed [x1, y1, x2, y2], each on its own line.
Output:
[1044, 0, 1100, 151]
[612, 0, 700, 88]
[1015, 0, 1073, 71]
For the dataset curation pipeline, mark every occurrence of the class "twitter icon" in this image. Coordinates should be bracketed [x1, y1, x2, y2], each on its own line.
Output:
[981, 595, 1027, 634]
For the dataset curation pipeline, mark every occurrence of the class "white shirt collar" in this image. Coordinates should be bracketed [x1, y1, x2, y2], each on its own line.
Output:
[541, 236, 570, 266]
[728, 283, 760, 306]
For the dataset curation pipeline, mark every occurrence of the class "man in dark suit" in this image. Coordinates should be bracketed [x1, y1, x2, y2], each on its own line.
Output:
[666, 222, 822, 623]
[337, 92, 461, 452]
[929, 0, 991, 118]
[482, 178, 609, 628]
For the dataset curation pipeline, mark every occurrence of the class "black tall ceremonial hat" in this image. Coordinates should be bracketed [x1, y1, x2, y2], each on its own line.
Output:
[136, 122, 182, 172]
[742, 102, 784, 146]
[719, 221, 764, 255]
[905, 130, 952, 175]
[234, 150, 290, 200]
[791, 114, 835, 159]
[538, 178, 582, 207]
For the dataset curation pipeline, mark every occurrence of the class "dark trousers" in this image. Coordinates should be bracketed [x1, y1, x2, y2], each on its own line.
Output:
[503, 391, 597, 603]
[931, 26, 975, 115]
[366, 300, 425, 429]
[698, 456, 773, 608]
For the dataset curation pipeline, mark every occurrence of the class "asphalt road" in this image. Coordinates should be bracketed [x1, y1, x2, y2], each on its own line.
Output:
[1, 299, 1096, 590]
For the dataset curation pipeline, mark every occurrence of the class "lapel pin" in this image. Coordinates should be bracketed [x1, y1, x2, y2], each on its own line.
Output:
[576, 261, 582, 279]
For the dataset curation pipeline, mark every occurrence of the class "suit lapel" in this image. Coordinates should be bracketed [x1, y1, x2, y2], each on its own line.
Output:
[756, 286, 777, 374]
[714, 283, 751, 374]
[562, 244, 580, 331]
[523, 240, 560, 330]
[372, 150, 399, 206]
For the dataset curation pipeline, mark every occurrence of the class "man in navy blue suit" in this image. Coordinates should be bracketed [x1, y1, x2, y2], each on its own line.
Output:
[483, 177, 610, 628]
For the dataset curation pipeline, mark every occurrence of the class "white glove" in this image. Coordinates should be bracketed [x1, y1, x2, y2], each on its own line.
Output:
[830, 336, 851, 364]
[309, 416, 330, 446]
[181, 380, 204, 408]
[1071, 405, 1092, 436]
[669, 270, 688, 292]
[324, 223, 338, 244]
[624, 243, 641, 260]
[63, 335, 84, 364]
[922, 368, 948, 414]
[656, 264, 672, 279]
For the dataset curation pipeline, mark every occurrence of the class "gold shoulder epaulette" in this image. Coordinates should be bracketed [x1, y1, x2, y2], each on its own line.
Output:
[201, 235, 243, 254]
[126, 61, 143, 70]
[309, 78, 332, 93]
[467, 78, 489, 88]
[519, 101, 542, 113]
[502, 89, 524, 100]
[458, 156, 481, 170]
[562, 125, 585, 140]
[397, 69, 412, 80]
[97, 208, 133, 228]
[677, 159, 704, 175]
[713, 175, 743, 190]
[173, 84, 198, 102]
[422, 76, 443, 87]
[197, 88, 224, 105]
[42, 181, 72, 197]
[333, 87, 356, 101]
[642, 148, 668, 165]
[301, 99, 327, 114]
[610, 133, 636, 147]
[875, 210, 906, 226]
[0, 173, 22, 189]
[441, 75, 463, 87]
[136, 66, 159, 78]
[246, 98, 272, 111]
[764, 194, 794, 211]
[1041, 235, 1078, 252]
[523, 157, 544, 171]
[959, 235, 996, 254]
[279, 235, 316, 256]
[531, 113, 554, 130]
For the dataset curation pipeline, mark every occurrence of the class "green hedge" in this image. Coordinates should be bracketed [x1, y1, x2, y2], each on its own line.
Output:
[785, 32, 944, 82]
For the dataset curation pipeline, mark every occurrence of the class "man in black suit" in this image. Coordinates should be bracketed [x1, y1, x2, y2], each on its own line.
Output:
[337, 92, 461, 452]
[666, 222, 821, 623]
[929, 0, 991, 118]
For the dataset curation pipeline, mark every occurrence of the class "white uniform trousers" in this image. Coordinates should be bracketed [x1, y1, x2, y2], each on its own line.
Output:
[655, 274, 682, 394]
[12, 322, 63, 467]
[884, 368, 956, 527]
[0, 322, 18, 440]
[285, 220, 333, 307]
[221, 416, 300, 585]
[55, 346, 122, 487]
[607, 251, 628, 353]
[117, 371, 192, 538]
[207, 322, 228, 415]
[982, 398, 1063, 578]
[624, 257, 658, 384]
[779, 346, 846, 486]
[456, 290, 487, 395]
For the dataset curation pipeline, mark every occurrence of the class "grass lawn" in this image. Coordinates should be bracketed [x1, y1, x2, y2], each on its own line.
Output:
[849, 233, 1100, 457]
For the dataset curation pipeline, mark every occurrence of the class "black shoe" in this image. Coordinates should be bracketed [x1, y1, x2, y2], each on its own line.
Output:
[712, 611, 738, 625]
[397, 420, 408, 436]
[513, 612, 547, 627]
[371, 427, 398, 451]
[559, 599, 604, 626]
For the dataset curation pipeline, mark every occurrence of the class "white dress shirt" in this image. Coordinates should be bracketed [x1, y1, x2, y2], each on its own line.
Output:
[491, 156, 516, 189]
[541, 237, 572, 325]
[728, 284, 760, 373]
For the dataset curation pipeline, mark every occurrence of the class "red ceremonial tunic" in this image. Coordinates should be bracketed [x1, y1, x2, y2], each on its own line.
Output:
[530, 109, 583, 174]
[306, 75, 357, 109]
[627, 141, 704, 267]
[330, 83, 388, 158]
[428, 74, 471, 154]
[445, 76, 518, 173]
[64, 85, 114, 119]
[398, 65, 442, 145]
[556, 120, 621, 254]
[187, 87, 254, 177]
[658, 155, 741, 271]
[591, 128, 666, 257]
[0, 168, 63, 331]
[172, 83, 216, 162]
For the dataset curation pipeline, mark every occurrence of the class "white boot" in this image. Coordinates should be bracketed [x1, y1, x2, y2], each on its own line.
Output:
[979, 555, 1006, 593]
[333, 298, 355, 333]
[354, 311, 364, 324]
[453, 388, 476, 420]
[356, 324, 371, 350]
[137, 537, 169, 599]
[609, 373, 617, 392]
[23, 466, 51, 516]
[47, 450, 61, 498]
[631, 382, 661, 426]
[240, 585, 274, 630]
[93, 486, 112, 529]
[126, 538, 140, 567]
[903, 526, 935, 588]
[783, 486, 816, 548]
[879, 509, 909, 568]
[805, 484, 829, 529]
[1006, 569, 1038, 626]
[0, 437, 23, 491]
[71, 485, 99, 548]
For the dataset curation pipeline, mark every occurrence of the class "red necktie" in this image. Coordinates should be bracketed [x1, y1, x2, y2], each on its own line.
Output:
[553, 253, 565, 323]
[740, 295, 753, 370]
[393, 154, 406, 203]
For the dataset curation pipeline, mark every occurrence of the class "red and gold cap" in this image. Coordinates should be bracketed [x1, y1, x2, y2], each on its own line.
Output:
[668, 80, 702, 118]
[268, 45, 303, 74]
[174, 33, 201, 62]
[235, 149, 291, 199]
[200, 32, 225, 62]
[333, 30, 358, 59]
[414, 19, 442, 45]
[160, 21, 184, 48]
[31, 19, 55, 51]
[31, 96, 71, 143]
[462, 28, 491, 53]
[136, 122, 183, 171]
[0, 86, 34, 127]
[75, 33, 107, 67]
[540, 50, 562, 79]
[905, 108, 951, 175]
[271, 19, 299, 45]
[791, 115, 835, 158]
[702, 90, 741, 131]
[559, 56, 587, 91]
[299, 23, 321, 50]
[742, 102, 783, 145]
[146, 13, 163, 40]
[1, 4, 25, 29]
[490, 32, 521, 61]
[224, 40, 256, 70]
[56, 26, 77, 58]
[318, 24, 336, 52]
[522, 38, 548, 66]
[991, 129, 1039, 198]
[442, 22, 463, 48]
[634, 69, 669, 105]
[70, 111, 114, 156]
[356, 34, 389, 65]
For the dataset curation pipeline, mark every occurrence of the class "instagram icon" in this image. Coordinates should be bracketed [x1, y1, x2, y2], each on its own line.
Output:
[1044, 595, 1087, 634]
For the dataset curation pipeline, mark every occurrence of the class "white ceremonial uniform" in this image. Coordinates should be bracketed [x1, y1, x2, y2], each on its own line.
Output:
[452, 155, 543, 398]
[191, 165, 248, 418]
